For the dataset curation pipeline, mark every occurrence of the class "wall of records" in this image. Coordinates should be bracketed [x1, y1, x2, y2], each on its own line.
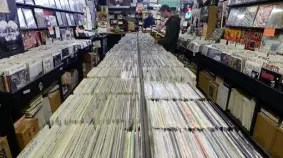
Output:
[179, 0, 283, 157]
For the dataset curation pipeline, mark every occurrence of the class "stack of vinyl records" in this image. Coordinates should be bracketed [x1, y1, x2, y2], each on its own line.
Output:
[144, 82, 204, 100]
[87, 67, 139, 79]
[50, 94, 140, 130]
[18, 124, 141, 158]
[147, 100, 230, 129]
[143, 67, 196, 85]
[228, 88, 256, 131]
[0, 39, 91, 92]
[139, 33, 262, 158]
[152, 130, 262, 158]
[73, 78, 140, 98]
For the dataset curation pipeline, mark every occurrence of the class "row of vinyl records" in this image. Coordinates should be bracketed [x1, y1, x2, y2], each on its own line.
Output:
[18, 124, 141, 158]
[144, 82, 203, 100]
[18, 33, 262, 157]
[139, 33, 263, 158]
[50, 94, 140, 130]
[87, 66, 196, 84]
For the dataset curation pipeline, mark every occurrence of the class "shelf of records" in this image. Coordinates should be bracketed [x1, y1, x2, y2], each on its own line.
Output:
[0, 39, 91, 93]
[196, 71, 283, 157]
[228, 0, 279, 7]
[16, 0, 85, 14]
[17, 7, 85, 30]
[226, 2, 283, 28]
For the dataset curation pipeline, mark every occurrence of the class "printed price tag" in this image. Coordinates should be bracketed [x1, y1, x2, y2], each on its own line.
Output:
[263, 28, 275, 37]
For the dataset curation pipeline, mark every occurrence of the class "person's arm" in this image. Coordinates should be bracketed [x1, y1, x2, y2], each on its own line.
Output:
[157, 21, 178, 45]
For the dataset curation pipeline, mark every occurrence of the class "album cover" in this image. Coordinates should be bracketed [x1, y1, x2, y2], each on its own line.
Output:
[73, 13, 79, 25]
[49, 16, 58, 26]
[226, 8, 239, 26]
[69, 0, 75, 11]
[34, 8, 47, 27]
[66, 13, 72, 26]
[52, 53, 62, 67]
[55, 0, 62, 9]
[240, 30, 263, 50]
[41, 31, 47, 44]
[241, 6, 258, 27]
[221, 52, 231, 65]
[25, 0, 35, 5]
[56, 12, 64, 26]
[70, 14, 75, 26]
[210, 28, 224, 41]
[17, 8, 27, 28]
[234, 7, 247, 26]
[64, 0, 71, 10]
[260, 67, 283, 91]
[60, 29, 67, 40]
[253, 5, 273, 27]
[228, 56, 242, 72]
[23, 31, 37, 50]
[42, 0, 50, 7]
[266, 4, 283, 28]
[4, 64, 29, 93]
[243, 60, 262, 79]
[27, 59, 43, 81]
[34, 0, 44, 6]
[224, 28, 241, 42]
[61, 12, 68, 26]
[22, 8, 37, 28]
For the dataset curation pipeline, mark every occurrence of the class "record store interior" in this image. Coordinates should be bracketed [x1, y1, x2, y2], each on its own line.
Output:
[1, 0, 283, 157]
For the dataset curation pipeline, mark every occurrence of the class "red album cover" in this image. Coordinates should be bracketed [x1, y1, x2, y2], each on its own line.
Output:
[240, 30, 263, 51]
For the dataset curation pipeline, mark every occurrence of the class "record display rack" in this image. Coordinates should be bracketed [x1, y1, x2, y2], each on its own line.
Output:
[196, 53, 283, 116]
[20, 26, 77, 31]
[179, 45, 197, 62]
[225, 25, 283, 31]
[228, 0, 280, 7]
[195, 52, 281, 158]
[0, 45, 91, 157]
[16, 3, 84, 14]
[137, 33, 151, 158]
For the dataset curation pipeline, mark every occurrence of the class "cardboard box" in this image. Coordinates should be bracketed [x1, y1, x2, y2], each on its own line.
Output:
[198, 71, 214, 96]
[48, 86, 62, 113]
[0, 137, 12, 158]
[83, 63, 94, 76]
[253, 112, 277, 153]
[208, 81, 218, 103]
[83, 53, 98, 63]
[272, 128, 283, 158]
[15, 118, 40, 150]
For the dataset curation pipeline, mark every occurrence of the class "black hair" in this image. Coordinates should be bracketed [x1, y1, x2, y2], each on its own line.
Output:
[159, 4, 171, 12]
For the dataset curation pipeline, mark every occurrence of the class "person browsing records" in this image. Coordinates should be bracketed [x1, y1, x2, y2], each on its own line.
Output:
[155, 5, 181, 54]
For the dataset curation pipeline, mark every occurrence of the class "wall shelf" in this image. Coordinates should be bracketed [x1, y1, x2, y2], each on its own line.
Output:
[16, 3, 84, 14]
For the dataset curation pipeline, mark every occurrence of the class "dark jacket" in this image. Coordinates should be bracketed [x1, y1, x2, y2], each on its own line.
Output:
[158, 15, 181, 53]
